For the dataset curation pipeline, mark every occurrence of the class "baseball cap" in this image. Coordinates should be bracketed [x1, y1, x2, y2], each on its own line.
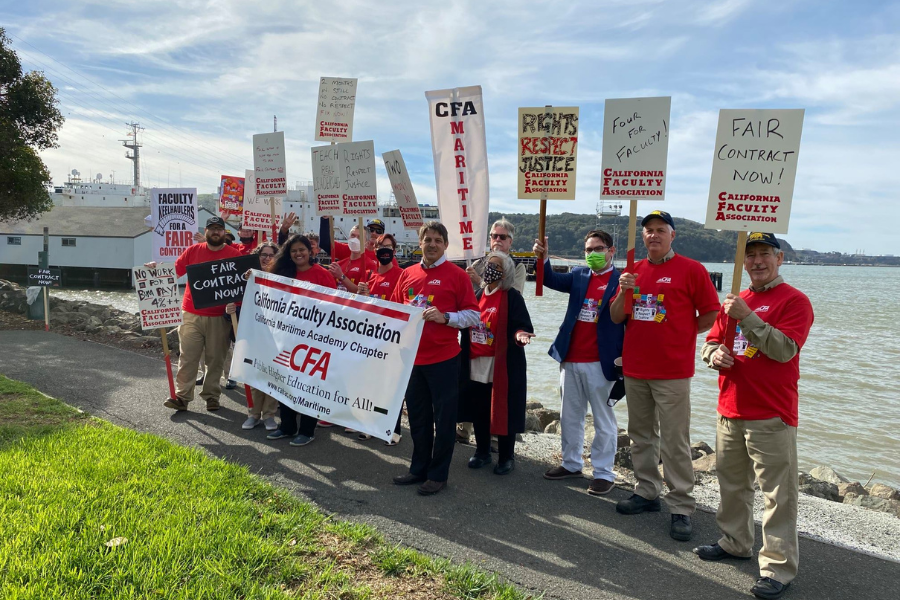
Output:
[746, 232, 780, 249]
[366, 218, 385, 231]
[641, 210, 675, 230]
[206, 216, 227, 228]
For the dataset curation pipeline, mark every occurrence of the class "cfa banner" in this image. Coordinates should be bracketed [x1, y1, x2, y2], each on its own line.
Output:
[425, 85, 489, 261]
[231, 271, 425, 442]
[151, 187, 198, 262]
[315, 77, 357, 142]
[253, 131, 287, 196]
[312, 144, 341, 216]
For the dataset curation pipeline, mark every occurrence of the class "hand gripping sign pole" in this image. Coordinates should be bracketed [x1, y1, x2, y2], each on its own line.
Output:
[724, 232, 748, 348]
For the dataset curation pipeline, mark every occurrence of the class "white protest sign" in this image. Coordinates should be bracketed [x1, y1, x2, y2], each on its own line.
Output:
[315, 77, 357, 142]
[312, 144, 342, 216]
[382, 150, 424, 230]
[231, 271, 425, 441]
[600, 97, 671, 200]
[151, 188, 198, 262]
[253, 131, 287, 196]
[705, 109, 804, 234]
[242, 169, 282, 232]
[339, 140, 378, 216]
[425, 85, 490, 260]
[132, 263, 182, 330]
[517, 106, 579, 200]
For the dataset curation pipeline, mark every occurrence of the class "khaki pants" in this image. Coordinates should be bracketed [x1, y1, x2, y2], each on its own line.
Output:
[175, 311, 230, 403]
[249, 388, 279, 420]
[624, 377, 695, 515]
[715, 415, 799, 584]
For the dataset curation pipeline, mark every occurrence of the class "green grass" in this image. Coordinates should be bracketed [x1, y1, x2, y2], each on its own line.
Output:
[0, 376, 536, 600]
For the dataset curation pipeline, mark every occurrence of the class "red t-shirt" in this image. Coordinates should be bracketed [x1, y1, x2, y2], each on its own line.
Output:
[706, 282, 813, 426]
[366, 266, 403, 300]
[294, 264, 338, 289]
[469, 288, 503, 359]
[391, 260, 479, 365]
[621, 254, 721, 379]
[338, 255, 377, 286]
[564, 270, 613, 363]
[175, 243, 244, 317]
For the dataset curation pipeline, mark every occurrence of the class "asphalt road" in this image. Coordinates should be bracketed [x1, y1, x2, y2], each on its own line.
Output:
[1, 329, 897, 599]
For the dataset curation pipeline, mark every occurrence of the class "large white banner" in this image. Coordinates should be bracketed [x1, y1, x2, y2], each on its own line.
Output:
[600, 97, 671, 200]
[517, 106, 579, 200]
[425, 85, 489, 260]
[315, 77, 357, 142]
[339, 140, 378, 217]
[311, 144, 342, 216]
[705, 109, 804, 234]
[242, 169, 283, 232]
[253, 131, 287, 196]
[231, 270, 425, 441]
[382, 150, 424, 230]
[151, 187, 198, 262]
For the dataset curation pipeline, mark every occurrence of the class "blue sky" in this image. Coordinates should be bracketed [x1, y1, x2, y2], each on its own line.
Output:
[5, 0, 899, 254]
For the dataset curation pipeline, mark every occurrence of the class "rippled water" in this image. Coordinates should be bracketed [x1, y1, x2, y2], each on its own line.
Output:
[52, 264, 900, 487]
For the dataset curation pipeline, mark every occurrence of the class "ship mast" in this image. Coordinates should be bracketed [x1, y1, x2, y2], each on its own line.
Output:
[121, 122, 144, 189]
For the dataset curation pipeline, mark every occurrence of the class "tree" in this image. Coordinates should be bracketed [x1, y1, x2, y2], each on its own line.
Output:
[0, 28, 64, 222]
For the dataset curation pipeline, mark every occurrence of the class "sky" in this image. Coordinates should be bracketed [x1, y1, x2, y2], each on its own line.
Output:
[4, 0, 899, 254]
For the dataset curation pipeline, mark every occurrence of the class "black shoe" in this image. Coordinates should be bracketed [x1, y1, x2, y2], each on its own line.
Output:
[417, 480, 446, 495]
[494, 459, 515, 475]
[195, 374, 204, 386]
[751, 577, 790, 600]
[616, 494, 661, 515]
[225, 379, 237, 390]
[468, 453, 492, 469]
[693, 543, 751, 561]
[393, 473, 427, 486]
[670, 514, 693, 541]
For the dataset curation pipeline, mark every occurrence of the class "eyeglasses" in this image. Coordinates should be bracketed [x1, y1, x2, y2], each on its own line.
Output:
[584, 246, 609, 253]
[490, 233, 509, 241]
[259, 253, 276, 258]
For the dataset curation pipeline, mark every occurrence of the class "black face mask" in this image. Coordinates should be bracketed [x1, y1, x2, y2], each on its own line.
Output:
[376, 248, 394, 265]
[239, 236, 254, 244]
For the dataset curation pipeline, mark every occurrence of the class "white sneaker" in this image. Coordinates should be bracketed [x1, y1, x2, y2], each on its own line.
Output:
[263, 417, 278, 431]
[385, 432, 402, 446]
[242, 417, 261, 430]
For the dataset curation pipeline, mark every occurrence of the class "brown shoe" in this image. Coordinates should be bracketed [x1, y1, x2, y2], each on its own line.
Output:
[544, 465, 583, 480]
[164, 397, 188, 411]
[205, 400, 221, 411]
[393, 473, 426, 486]
[417, 480, 446, 496]
[588, 479, 615, 496]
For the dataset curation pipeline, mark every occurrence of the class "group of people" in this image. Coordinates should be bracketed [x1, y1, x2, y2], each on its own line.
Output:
[152, 209, 813, 600]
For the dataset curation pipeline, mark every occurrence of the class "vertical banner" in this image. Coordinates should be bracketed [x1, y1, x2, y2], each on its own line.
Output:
[315, 77, 358, 142]
[705, 109, 804, 234]
[231, 271, 426, 442]
[382, 150, 424, 230]
[219, 175, 245, 220]
[339, 140, 378, 216]
[600, 97, 671, 199]
[312, 144, 342, 216]
[425, 85, 489, 260]
[253, 131, 287, 196]
[133, 263, 182, 329]
[151, 187, 198, 262]
[517, 106, 579, 199]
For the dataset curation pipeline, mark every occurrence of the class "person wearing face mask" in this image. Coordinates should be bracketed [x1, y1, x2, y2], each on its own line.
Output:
[466, 219, 526, 293]
[532, 230, 625, 497]
[328, 234, 377, 291]
[234, 226, 259, 254]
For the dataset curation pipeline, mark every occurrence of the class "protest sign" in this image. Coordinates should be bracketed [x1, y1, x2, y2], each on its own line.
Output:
[186, 254, 261, 310]
[312, 144, 342, 216]
[219, 175, 245, 220]
[339, 140, 378, 217]
[133, 263, 182, 330]
[600, 97, 671, 199]
[425, 85, 490, 260]
[315, 77, 358, 142]
[151, 188, 198, 262]
[705, 109, 804, 234]
[231, 270, 425, 442]
[382, 150, 423, 230]
[27, 267, 60, 287]
[253, 131, 287, 196]
[242, 169, 282, 232]
[517, 106, 579, 200]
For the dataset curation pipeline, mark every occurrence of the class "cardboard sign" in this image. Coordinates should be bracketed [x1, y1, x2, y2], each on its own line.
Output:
[219, 175, 245, 220]
[231, 270, 425, 442]
[252, 131, 287, 196]
[242, 169, 282, 232]
[133, 263, 182, 330]
[339, 140, 378, 216]
[312, 144, 342, 216]
[27, 267, 60, 287]
[315, 77, 357, 142]
[517, 106, 579, 200]
[382, 150, 423, 230]
[185, 254, 261, 310]
[151, 188, 199, 261]
[705, 109, 804, 234]
[600, 97, 671, 199]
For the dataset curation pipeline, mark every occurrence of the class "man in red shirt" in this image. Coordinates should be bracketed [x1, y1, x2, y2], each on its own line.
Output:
[694, 233, 813, 600]
[390, 221, 480, 496]
[610, 210, 720, 542]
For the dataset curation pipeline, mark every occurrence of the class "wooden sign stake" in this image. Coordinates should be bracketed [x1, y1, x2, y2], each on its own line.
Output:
[624, 200, 638, 314]
[724, 231, 748, 350]
[160, 328, 177, 400]
[42, 287, 50, 332]
[534, 104, 553, 297]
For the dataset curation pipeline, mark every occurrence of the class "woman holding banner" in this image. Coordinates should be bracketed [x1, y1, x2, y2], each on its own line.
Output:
[264, 235, 337, 447]
[458, 252, 535, 475]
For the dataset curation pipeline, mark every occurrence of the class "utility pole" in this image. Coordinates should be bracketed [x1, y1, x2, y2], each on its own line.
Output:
[274, 115, 277, 132]
[121, 122, 144, 189]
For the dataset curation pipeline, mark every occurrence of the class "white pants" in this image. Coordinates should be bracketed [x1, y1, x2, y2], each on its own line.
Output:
[559, 361, 617, 481]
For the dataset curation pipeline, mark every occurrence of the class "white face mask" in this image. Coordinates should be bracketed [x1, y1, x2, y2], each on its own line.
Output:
[348, 238, 361, 252]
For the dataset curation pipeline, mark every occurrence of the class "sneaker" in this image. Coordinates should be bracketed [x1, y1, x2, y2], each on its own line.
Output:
[616, 494, 662, 515]
[385, 432, 402, 446]
[670, 514, 693, 541]
[266, 429, 290, 440]
[543, 465, 583, 480]
[318, 421, 334, 427]
[289, 434, 314, 446]
[588, 479, 616, 496]
[225, 379, 237, 390]
[164, 397, 188, 411]
[205, 400, 220, 412]
[242, 417, 261, 430]
[263, 417, 278, 431]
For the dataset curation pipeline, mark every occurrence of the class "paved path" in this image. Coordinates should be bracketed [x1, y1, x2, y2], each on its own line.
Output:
[1, 329, 896, 599]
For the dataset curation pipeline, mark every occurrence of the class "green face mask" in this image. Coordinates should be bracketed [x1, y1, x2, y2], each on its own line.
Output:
[585, 251, 607, 271]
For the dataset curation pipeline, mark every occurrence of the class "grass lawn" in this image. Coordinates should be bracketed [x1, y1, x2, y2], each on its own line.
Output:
[0, 376, 534, 600]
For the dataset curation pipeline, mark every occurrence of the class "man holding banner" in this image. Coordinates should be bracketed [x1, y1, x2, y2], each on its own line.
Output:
[390, 221, 480, 495]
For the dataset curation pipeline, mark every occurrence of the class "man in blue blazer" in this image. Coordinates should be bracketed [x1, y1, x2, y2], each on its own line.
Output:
[533, 230, 626, 495]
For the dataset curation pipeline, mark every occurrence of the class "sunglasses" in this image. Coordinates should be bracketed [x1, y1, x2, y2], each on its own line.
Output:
[490, 233, 509, 241]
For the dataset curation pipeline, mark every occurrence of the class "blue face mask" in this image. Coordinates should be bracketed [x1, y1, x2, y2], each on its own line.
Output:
[585, 252, 607, 271]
